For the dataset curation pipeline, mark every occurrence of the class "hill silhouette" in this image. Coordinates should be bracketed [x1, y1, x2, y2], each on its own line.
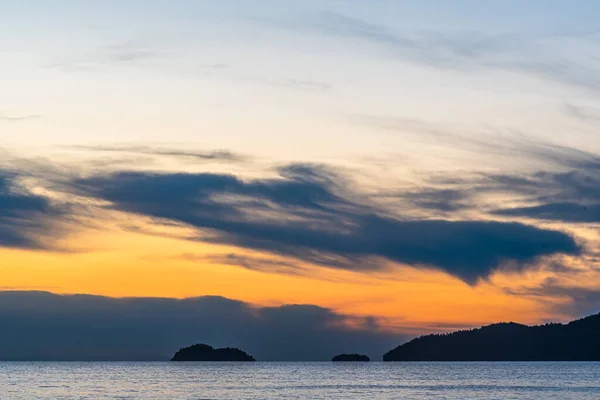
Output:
[384, 313, 600, 361]
[332, 353, 370, 361]
[171, 343, 255, 361]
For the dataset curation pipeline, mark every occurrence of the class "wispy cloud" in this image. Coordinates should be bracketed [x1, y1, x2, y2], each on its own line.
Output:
[179, 253, 314, 278]
[43, 39, 165, 73]
[367, 131, 600, 224]
[68, 145, 249, 163]
[198, 63, 230, 71]
[563, 103, 600, 124]
[275, 11, 600, 93]
[259, 78, 333, 92]
[352, 113, 600, 168]
[0, 112, 41, 122]
[505, 275, 600, 318]
[196, 65, 334, 93]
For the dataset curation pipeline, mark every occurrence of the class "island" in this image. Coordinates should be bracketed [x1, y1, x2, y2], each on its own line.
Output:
[383, 312, 600, 361]
[170, 343, 255, 361]
[332, 353, 370, 361]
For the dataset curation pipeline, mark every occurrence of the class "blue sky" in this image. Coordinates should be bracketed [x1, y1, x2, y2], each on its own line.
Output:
[3, 0, 600, 162]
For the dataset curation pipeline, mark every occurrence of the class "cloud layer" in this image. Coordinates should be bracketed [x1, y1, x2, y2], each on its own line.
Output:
[0, 171, 65, 249]
[403, 142, 600, 225]
[73, 163, 579, 284]
[0, 291, 401, 361]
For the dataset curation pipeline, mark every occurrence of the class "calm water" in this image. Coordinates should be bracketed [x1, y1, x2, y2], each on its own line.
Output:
[1, 362, 600, 399]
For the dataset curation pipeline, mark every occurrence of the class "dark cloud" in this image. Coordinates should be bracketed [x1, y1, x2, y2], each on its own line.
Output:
[368, 137, 600, 224]
[0, 171, 65, 249]
[0, 291, 402, 361]
[494, 202, 600, 223]
[73, 164, 579, 284]
[490, 169, 600, 200]
[401, 188, 472, 212]
[489, 162, 600, 222]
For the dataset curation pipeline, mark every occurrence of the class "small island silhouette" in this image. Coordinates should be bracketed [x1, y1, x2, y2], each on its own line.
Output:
[384, 312, 600, 361]
[170, 343, 255, 361]
[332, 353, 370, 361]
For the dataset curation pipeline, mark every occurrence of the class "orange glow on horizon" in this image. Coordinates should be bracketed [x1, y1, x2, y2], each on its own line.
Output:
[0, 215, 581, 335]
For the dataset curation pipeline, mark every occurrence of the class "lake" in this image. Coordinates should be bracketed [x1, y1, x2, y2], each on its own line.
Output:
[1, 362, 600, 399]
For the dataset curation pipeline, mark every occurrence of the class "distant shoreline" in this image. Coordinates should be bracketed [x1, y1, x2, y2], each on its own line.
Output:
[384, 313, 600, 362]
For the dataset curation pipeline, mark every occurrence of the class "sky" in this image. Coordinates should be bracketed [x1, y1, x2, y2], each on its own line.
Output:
[2, 0, 600, 360]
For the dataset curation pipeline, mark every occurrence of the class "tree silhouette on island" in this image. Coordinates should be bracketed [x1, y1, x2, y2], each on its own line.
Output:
[332, 353, 370, 361]
[168, 312, 600, 362]
[384, 312, 600, 361]
[171, 343, 255, 361]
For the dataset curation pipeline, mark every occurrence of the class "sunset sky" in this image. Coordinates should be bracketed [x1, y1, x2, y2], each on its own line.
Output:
[2, 1, 600, 359]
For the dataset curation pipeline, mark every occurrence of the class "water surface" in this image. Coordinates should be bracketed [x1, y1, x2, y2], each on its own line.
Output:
[1, 362, 599, 399]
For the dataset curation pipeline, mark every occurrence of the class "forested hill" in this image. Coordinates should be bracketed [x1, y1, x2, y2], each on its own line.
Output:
[384, 313, 600, 361]
[171, 343, 255, 361]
